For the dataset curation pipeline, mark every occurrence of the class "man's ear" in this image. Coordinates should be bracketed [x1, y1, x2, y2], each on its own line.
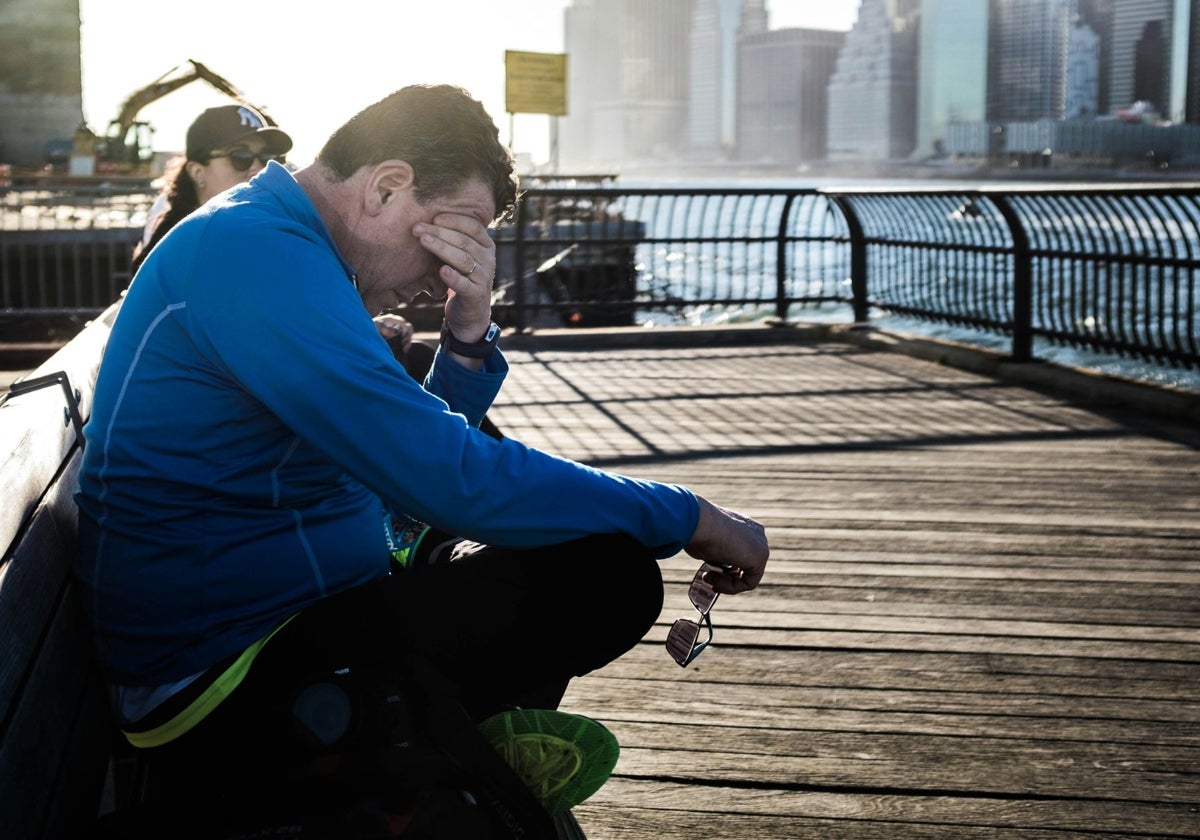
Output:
[365, 160, 415, 215]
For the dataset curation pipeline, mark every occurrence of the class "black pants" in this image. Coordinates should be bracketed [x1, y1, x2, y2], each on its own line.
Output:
[130, 533, 662, 802]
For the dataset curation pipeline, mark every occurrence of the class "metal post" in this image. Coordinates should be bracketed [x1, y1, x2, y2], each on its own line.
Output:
[774, 194, 797, 321]
[550, 118, 559, 174]
[991, 194, 1033, 363]
[513, 197, 528, 332]
[830, 195, 869, 324]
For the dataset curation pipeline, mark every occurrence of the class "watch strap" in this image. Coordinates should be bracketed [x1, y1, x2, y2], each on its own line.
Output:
[440, 321, 501, 359]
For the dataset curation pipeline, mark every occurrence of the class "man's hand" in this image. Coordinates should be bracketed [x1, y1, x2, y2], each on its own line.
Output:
[684, 496, 769, 595]
[413, 212, 496, 344]
[373, 313, 414, 352]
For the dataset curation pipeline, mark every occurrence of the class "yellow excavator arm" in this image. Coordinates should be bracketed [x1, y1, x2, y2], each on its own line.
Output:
[101, 59, 274, 166]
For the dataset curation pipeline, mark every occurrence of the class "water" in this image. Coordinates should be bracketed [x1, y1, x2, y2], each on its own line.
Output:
[613, 175, 1200, 394]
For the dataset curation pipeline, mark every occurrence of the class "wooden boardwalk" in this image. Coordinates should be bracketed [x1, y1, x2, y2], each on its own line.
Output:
[489, 330, 1200, 840]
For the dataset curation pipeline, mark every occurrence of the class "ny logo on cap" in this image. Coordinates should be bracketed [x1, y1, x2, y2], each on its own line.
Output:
[236, 106, 265, 129]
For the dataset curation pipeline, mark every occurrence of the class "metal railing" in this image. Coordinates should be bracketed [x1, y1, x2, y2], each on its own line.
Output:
[830, 187, 1200, 370]
[489, 187, 851, 330]
[0, 185, 147, 316]
[3, 182, 1198, 374]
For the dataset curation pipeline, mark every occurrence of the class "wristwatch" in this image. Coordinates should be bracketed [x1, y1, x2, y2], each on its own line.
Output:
[440, 321, 501, 359]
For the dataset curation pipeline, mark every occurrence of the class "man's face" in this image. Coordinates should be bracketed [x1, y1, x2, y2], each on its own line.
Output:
[352, 176, 496, 316]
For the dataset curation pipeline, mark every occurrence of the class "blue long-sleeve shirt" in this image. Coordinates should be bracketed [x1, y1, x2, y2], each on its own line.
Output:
[75, 162, 699, 685]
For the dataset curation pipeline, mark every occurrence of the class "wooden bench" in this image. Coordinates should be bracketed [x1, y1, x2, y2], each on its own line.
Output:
[0, 304, 119, 839]
[0, 303, 580, 839]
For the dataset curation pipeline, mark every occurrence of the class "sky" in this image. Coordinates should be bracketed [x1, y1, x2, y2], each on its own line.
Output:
[78, 1, 861, 168]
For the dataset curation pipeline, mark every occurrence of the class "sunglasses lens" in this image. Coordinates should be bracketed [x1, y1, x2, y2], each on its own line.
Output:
[666, 618, 701, 666]
[688, 569, 719, 614]
[666, 564, 722, 667]
[223, 150, 282, 171]
[226, 149, 255, 171]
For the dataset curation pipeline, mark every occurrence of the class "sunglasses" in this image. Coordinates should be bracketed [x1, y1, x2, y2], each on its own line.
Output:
[206, 148, 286, 172]
[666, 563, 741, 667]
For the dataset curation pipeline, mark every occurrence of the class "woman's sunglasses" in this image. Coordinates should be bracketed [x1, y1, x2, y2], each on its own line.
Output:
[206, 148, 286, 172]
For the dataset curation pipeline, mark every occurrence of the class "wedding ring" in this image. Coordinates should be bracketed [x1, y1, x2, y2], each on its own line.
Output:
[465, 258, 478, 276]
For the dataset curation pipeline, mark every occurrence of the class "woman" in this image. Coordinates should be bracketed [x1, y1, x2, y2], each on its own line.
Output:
[131, 104, 292, 274]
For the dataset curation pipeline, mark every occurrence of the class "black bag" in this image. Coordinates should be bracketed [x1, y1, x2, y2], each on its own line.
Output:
[94, 654, 566, 840]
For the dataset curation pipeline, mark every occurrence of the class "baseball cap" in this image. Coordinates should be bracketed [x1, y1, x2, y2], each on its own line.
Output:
[186, 105, 293, 161]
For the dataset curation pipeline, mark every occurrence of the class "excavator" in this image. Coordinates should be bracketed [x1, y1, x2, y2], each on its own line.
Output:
[48, 58, 275, 183]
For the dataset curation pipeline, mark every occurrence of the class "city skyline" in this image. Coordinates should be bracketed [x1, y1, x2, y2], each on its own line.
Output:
[74, 0, 862, 168]
[8, 1, 1198, 175]
[556, 0, 1200, 172]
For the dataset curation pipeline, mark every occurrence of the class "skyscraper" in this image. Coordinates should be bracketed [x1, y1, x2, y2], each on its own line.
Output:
[1168, 0, 1195, 123]
[826, 0, 920, 161]
[689, 0, 724, 157]
[1108, 0, 1172, 114]
[1077, 0, 1114, 115]
[914, 0, 989, 158]
[688, 0, 745, 158]
[560, 0, 693, 170]
[987, 0, 1076, 122]
[737, 27, 845, 164]
[740, 0, 769, 38]
[1188, 0, 1200, 124]
[0, 0, 84, 168]
[1066, 16, 1102, 119]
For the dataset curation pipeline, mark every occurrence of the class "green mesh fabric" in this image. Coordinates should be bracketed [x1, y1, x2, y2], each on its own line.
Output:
[478, 709, 619, 815]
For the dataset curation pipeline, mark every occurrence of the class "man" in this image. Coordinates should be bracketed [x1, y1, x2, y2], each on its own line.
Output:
[76, 85, 768, 822]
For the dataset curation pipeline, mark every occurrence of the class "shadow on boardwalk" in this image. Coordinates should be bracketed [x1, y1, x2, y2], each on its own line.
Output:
[489, 329, 1200, 840]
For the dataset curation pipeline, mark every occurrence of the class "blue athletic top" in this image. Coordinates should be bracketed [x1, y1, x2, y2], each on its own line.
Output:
[75, 162, 699, 685]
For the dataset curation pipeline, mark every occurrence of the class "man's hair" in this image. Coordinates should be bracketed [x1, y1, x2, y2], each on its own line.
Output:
[317, 84, 518, 223]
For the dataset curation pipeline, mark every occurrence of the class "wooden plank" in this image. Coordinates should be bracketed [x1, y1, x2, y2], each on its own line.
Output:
[655, 592, 1200, 627]
[691, 574, 1195, 611]
[0, 392, 77, 559]
[646, 609, 1200, 643]
[637, 625, 1200, 661]
[585, 645, 1200, 702]
[564, 679, 1200, 744]
[614, 644, 1200, 696]
[0, 581, 110, 840]
[0, 302, 113, 556]
[0, 446, 104, 840]
[575, 780, 1200, 839]
[0, 453, 82, 720]
[596, 726, 1199, 802]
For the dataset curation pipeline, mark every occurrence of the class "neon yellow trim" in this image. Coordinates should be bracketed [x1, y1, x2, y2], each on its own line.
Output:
[123, 615, 296, 749]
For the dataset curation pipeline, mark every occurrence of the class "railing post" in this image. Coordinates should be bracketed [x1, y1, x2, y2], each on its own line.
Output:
[829, 195, 869, 324]
[775, 193, 798, 321]
[512, 199, 528, 332]
[990, 194, 1033, 363]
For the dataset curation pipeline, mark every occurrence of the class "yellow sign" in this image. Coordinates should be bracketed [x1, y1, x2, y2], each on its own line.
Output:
[505, 51, 567, 116]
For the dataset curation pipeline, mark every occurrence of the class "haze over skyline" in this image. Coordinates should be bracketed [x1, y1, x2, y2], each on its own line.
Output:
[78, 1, 861, 167]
